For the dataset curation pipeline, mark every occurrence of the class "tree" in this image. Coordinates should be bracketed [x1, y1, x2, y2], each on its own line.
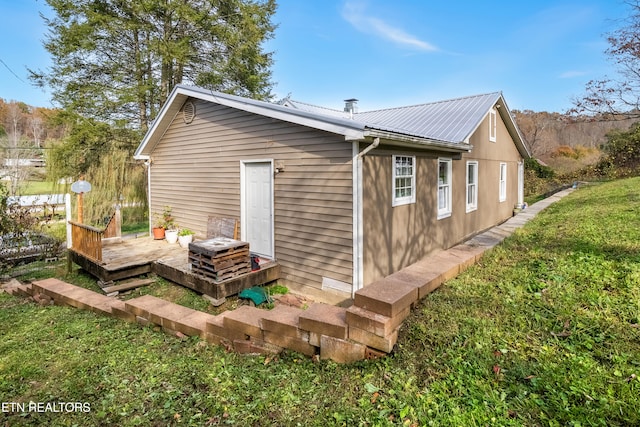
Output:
[596, 122, 640, 176]
[573, 1, 640, 117]
[30, 0, 276, 225]
[1, 102, 37, 195]
[28, 115, 44, 148]
[513, 110, 555, 157]
[31, 0, 277, 131]
[43, 111, 147, 225]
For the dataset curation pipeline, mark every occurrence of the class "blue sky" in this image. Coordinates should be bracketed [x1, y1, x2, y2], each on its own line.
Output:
[0, 0, 631, 113]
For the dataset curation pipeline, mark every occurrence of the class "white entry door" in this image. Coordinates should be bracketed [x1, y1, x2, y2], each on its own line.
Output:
[241, 161, 274, 258]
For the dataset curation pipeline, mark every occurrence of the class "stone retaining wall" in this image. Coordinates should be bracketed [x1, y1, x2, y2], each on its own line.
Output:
[3, 241, 484, 363]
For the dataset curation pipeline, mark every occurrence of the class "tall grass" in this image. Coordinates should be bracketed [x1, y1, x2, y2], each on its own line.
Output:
[1, 177, 639, 426]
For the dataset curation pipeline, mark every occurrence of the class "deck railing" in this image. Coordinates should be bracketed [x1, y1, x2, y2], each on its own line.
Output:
[103, 207, 122, 239]
[68, 206, 122, 261]
[69, 221, 104, 262]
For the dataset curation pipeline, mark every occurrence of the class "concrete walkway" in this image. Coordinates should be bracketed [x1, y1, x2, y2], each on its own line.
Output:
[2, 188, 574, 363]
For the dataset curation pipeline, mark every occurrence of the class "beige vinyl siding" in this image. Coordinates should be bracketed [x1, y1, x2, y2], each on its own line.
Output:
[362, 107, 523, 285]
[362, 153, 439, 285]
[149, 99, 353, 291]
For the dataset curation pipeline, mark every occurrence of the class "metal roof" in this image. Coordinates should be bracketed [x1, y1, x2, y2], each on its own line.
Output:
[356, 92, 502, 143]
[135, 85, 529, 159]
[285, 92, 503, 144]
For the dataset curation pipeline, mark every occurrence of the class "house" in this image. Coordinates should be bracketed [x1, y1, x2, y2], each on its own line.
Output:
[134, 85, 530, 298]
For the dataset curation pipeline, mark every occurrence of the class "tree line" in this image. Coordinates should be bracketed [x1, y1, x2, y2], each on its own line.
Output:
[0, 99, 67, 195]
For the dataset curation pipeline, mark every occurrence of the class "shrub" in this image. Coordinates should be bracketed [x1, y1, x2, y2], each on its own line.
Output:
[595, 122, 640, 178]
[525, 158, 555, 178]
[0, 183, 38, 235]
[552, 145, 577, 158]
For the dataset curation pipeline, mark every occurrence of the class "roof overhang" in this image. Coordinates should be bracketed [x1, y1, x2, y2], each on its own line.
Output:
[364, 129, 472, 154]
[496, 95, 531, 159]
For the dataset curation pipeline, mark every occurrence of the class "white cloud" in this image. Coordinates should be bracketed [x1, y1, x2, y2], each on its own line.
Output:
[341, 1, 438, 52]
[559, 70, 587, 79]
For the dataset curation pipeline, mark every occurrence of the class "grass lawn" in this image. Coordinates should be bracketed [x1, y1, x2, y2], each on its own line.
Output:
[18, 181, 61, 196]
[1, 178, 639, 426]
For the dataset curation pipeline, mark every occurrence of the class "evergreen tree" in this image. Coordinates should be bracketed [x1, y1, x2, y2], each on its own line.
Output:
[30, 0, 276, 225]
[31, 0, 277, 131]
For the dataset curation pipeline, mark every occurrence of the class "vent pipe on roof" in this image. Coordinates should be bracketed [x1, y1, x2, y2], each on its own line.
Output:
[344, 98, 358, 118]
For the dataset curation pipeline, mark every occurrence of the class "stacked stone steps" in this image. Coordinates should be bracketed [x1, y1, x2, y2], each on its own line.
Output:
[343, 243, 487, 355]
[10, 284, 33, 298]
[121, 294, 217, 339]
[260, 305, 316, 356]
[32, 278, 122, 315]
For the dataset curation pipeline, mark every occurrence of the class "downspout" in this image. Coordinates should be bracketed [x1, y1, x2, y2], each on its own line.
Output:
[145, 159, 152, 235]
[517, 160, 524, 209]
[357, 137, 380, 160]
[352, 137, 380, 298]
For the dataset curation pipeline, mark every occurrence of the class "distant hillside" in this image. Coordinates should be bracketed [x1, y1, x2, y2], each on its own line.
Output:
[2, 96, 637, 176]
[513, 110, 638, 173]
[0, 98, 64, 144]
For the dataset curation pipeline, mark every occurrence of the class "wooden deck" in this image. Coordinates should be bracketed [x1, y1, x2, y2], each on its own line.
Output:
[68, 236, 280, 299]
[154, 252, 280, 300]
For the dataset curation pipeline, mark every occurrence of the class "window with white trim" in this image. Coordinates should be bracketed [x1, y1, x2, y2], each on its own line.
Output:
[489, 108, 497, 142]
[499, 162, 507, 202]
[437, 158, 452, 219]
[392, 155, 416, 206]
[466, 161, 478, 212]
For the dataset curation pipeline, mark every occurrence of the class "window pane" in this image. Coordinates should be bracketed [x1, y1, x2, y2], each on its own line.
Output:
[439, 162, 448, 184]
[438, 159, 452, 216]
[439, 186, 449, 210]
[393, 156, 415, 205]
[499, 163, 507, 201]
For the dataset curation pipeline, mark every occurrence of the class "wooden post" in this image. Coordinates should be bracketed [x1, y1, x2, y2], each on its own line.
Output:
[115, 204, 122, 238]
[77, 192, 83, 224]
[65, 193, 72, 249]
[66, 193, 72, 274]
[67, 252, 73, 275]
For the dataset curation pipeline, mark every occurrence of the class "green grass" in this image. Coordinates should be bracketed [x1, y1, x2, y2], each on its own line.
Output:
[18, 181, 61, 195]
[1, 177, 640, 426]
[121, 221, 149, 235]
[11, 180, 149, 236]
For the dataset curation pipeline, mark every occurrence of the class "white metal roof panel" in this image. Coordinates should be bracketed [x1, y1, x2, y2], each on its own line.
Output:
[284, 93, 502, 144]
[354, 92, 502, 143]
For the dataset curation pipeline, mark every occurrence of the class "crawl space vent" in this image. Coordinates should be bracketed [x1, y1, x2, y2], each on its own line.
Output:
[182, 101, 195, 124]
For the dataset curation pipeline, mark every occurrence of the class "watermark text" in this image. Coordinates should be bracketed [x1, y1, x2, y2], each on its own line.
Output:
[1, 401, 91, 413]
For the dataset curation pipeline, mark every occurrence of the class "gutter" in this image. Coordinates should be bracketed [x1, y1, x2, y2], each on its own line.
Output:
[364, 129, 472, 153]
